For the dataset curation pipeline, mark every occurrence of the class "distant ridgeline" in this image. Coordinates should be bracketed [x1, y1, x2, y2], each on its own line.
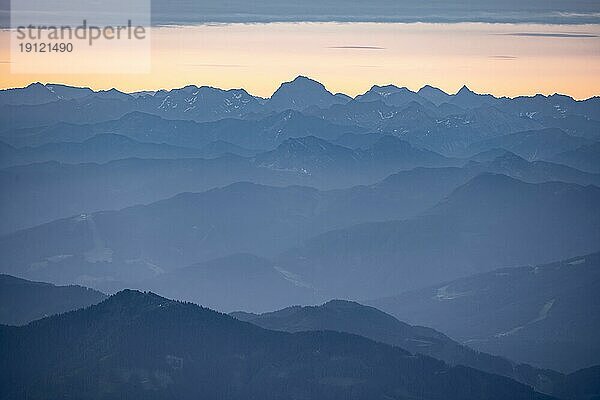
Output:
[0, 76, 598, 389]
[0, 290, 564, 400]
[1, 288, 599, 399]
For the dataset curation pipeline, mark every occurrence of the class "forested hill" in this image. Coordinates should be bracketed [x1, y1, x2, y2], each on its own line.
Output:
[0, 290, 553, 400]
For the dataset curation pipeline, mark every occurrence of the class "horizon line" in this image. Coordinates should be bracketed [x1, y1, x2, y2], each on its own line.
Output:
[2, 78, 599, 102]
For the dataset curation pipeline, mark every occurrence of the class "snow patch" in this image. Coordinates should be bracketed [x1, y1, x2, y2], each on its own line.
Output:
[274, 266, 313, 288]
[125, 258, 165, 275]
[496, 299, 555, 337]
[532, 299, 555, 323]
[435, 284, 474, 300]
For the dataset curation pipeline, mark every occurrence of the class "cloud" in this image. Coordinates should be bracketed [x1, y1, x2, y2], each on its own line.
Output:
[179, 63, 247, 68]
[327, 46, 385, 50]
[489, 55, 518, 60]
[504, 32, 598, 38]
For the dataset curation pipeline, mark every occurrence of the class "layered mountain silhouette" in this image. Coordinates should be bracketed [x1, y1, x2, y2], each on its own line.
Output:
[0, 274, 106, 325]
[0, 134, 211, 168]
[467, 128, 592, 160]
[553, 366, 600, 400]
[305, 98, 542, 154]
[268, 76, 350, 111]
[450, 85, 499, 109]
[4, 129, 597, 235]
[2, 172, 599, 298]
[370, 252, 600, 373]
[355, 84, 437, 109]
[417, 85, 453, 105]
[465, 151, 600, 186]
[0, 78, 598, 389]
[232, 299, 566, 396]
[0, 290, 554, 400]
[254, 135, 456, 185]
[0, 174, 477, 286]
[0, 83, 93, 106]
[1, 78, 597, 157]
[0, 155, 304, 234]
[0, 134, 460, 234]
[141, 85, 262, 121]
[550, 142, 600, 173]
[139, 253, 316, 313]
[1, 109, 362, 150]
[279, 174, 600, 297]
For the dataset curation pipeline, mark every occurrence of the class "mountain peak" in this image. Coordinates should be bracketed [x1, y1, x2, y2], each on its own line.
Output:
[21, 82, 54, 96]
[457, 84, 475, 95]
[371, 134, 413, 148]
[370, 84, 402, 92]
[451, 85, 499, 107]
[179, 84, 200, 92]
[358, 84, 412, 97]
[268, 76, 347, 111]
[26, 82, 46, 89]
[276, 76, 327, 92]
[417, 85, 452, 105]
[97, 88, 131, 99]
[463, 172, 523, 188]
[89, 290, 171, 317]
[105, 289, 163, 305]
[490, 150, 527, 164]
[275, 135, 340, 153]
[321, 299, 364, 309]
[196, 85, 242, 95]
[2, 287, 547, 400]
[118, 110, 164, 122]
[291, 75, 323, 86]
[418, 84, 448, 94]
[94, 290, 220, 320]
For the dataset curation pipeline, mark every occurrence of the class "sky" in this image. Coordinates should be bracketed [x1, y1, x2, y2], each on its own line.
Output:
[1, 22, 599, 99]
[4, 0, 599, 26]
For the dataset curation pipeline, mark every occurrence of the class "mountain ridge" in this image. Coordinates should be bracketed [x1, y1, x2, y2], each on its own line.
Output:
[232, 299, 566, 396]
[369, 252, 600, 372]
[0, 289, 555, 400]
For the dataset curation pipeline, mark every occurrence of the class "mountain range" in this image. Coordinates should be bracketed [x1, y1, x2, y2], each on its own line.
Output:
[3, 273, 599, 399]
[0, 290, 555, 400]
[231, 299, 566, 396]
[3, 132, 599, 235]
[279, 174, 600, 298]
[0, 274, 106, 325]
[0, 175, 471, 287]
[550, 142, 600, 173]
[0, 77, 598, 390]
[370, 252, 600, 373]
[3, 171, 599, 293]
[2, 77, 598, 156]
[0, 134, 460, 234]
[466, 128, 593, 160]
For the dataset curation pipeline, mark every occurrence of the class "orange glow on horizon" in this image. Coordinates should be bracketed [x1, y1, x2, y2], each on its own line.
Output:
[1, 22, 599, 99]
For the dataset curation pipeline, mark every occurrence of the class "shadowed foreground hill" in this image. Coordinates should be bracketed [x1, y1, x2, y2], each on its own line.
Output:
[0, 274, 106, 326]
[232, 300, 564, 396]
[0, 290, 552, 400]
[554, 366, 600, 400]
